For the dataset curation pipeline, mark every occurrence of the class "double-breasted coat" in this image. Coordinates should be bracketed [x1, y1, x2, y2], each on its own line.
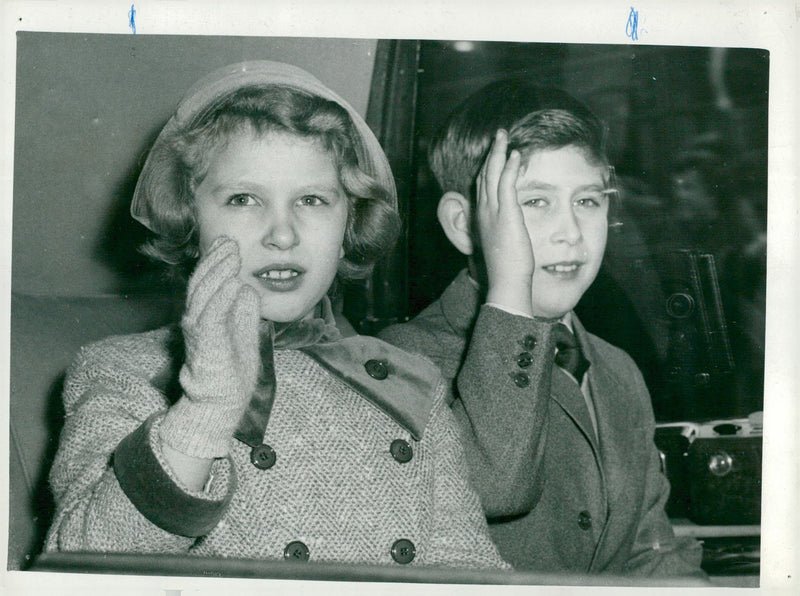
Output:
[380, 270, 706, 578]
[45, 315, 508, 570]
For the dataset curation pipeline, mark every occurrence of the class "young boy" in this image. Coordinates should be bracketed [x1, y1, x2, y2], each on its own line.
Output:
[380, 80, 707, 579]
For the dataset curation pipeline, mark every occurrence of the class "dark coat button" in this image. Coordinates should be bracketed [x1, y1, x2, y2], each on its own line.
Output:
[511, 372, 530, 388]
[284, 541, 310, 561]
[522, 334, 537, 350]
[391, 539, 416, 564]
[516, 351, 533, 368]
[390, 439, 413, 463]
[578, 510, 592, 531]
[364, 359, 389, 380]
[251, 444, 276, 470]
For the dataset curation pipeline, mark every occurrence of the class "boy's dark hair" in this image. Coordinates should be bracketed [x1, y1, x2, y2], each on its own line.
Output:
[507, 109, 608, 167]
[139, 85, 400, 281]
[429, 79, 609, 200]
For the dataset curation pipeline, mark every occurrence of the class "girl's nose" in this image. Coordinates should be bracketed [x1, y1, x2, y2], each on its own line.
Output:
[261, 210, 299, 250]
[550, 207, 582, 245]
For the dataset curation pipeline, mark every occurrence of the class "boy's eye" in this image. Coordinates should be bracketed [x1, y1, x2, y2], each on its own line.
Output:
[227, 194, 257, 207]
[520, 196, 547, 208]
[575, 194, 605, 208]
[297, 194, 328, 207]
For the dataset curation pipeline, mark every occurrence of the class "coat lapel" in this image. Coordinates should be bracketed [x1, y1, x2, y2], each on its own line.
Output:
[572, 314, 650, 570]
[573, 315, 639, 465]
[549, 316, 599, 452]
[550, 366, 598, 451]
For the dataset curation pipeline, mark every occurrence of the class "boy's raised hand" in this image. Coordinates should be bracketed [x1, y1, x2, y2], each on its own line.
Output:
[476, 129, 535, 317]
[179, 236, 262, 411]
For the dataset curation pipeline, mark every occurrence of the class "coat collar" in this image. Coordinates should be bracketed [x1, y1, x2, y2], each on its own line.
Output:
[302, 337, 440, 440]
[438, 269, 482, 338]
[235, 295, 436, 447]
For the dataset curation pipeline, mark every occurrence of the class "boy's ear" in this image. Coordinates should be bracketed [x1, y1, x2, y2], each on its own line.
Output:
[437, 192, 474, 256]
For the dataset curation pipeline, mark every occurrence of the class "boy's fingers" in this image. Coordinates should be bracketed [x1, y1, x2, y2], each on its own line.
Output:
[476, 156, 489, 206]
[497, 149, 522, 210]
[483, 130, 509, 207]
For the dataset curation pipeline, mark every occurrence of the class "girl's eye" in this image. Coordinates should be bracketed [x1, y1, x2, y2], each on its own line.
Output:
[227, 194, 257, 207]
[297, 194, 328, 207]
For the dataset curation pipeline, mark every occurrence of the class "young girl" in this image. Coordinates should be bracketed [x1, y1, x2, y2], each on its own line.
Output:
[44, 61, 507, 569]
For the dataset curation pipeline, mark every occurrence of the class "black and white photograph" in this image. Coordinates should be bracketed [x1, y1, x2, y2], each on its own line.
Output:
[2, 2, 797, 595]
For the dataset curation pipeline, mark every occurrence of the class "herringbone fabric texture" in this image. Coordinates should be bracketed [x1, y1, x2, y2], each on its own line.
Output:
[45, 328, 508, 569]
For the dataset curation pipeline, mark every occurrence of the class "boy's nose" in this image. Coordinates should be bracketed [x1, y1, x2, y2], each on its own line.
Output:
[550, 208, 582, 245]
[261, 211, 299, 250]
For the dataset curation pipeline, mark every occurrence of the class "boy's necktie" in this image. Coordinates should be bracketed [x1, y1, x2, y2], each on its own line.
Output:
[553, 322, 596, 440]
[553, 323, 590, 384]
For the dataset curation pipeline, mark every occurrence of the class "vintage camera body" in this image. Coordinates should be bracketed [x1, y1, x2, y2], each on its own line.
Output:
[654, 422, 695, 518]
[655, 412, 762, 524]
[658, 250, 737, 422]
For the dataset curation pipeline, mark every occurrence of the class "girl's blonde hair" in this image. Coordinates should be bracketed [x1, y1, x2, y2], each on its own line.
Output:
[138, 84, 400, 282]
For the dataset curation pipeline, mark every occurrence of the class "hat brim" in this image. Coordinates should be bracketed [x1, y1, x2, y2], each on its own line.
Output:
[130, 60, 396, 231]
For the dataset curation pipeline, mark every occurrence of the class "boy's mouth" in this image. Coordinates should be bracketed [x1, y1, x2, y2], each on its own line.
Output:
[542, 261, 582, 277]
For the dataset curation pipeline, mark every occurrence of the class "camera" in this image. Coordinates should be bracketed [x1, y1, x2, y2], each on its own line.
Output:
[655, 412, 762, 525]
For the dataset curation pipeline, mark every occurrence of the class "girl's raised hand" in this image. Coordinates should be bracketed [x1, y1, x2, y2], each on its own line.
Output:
[475, 129, 535, 317]
[179, 236, 261, 411]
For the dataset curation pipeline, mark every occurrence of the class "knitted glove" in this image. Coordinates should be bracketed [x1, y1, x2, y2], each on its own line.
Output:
[159, 236, 261, 458]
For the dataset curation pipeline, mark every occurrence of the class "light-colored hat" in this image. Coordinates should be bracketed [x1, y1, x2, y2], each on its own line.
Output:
[130, 60, 396, 230]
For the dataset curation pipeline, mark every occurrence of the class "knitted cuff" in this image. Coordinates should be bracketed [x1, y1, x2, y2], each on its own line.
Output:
[159, 394, 246, 458]
[114, 414, 235, 537]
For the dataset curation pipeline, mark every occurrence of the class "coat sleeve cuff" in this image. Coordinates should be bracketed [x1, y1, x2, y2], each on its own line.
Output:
[483, 301, 534, 319]
[113, 414, 235, 538]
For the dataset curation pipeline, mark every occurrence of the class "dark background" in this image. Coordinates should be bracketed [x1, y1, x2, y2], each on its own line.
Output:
[359, 41, 767, 424]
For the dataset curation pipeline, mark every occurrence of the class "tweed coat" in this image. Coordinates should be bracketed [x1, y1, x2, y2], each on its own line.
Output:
[379, 270, 706, 578]
[45, 320, 508, 570]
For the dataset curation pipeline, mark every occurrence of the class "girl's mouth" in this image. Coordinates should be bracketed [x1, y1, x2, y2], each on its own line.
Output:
[258, 269, 299, 280]
[253, 265, 304, 291]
